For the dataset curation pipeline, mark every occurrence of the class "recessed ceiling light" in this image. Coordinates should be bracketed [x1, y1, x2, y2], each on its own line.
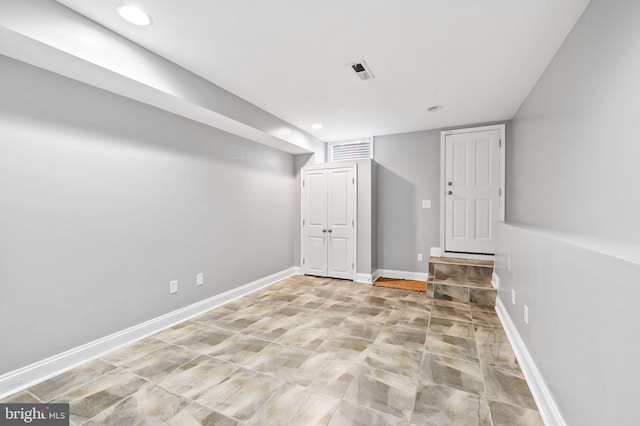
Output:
[427, 105, 444, 112]
[117, 5, 152, 26]
[311, 123, 323, 130]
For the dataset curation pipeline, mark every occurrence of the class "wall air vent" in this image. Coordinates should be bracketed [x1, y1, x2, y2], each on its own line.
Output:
[349, 61, 374, 81]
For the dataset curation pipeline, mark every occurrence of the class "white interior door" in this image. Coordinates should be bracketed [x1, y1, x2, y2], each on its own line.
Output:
[444, 129, 501, 254]
[327, 167, 355, 279]
[302, 169, 328, 276]
[301, 166, 356, 279]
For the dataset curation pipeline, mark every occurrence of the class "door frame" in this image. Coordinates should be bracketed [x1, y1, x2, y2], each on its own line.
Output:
[301, 163, 358, 280]
[439, 124, 505, 259]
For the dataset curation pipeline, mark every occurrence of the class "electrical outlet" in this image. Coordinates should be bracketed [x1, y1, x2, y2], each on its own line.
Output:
[170, 280, 178, 294]
[524, 305, 529, 324]
[196, 273, 204, 286]
[422, 200, 431, 209]
[417, 253, 423, 262]
[511, 289, 516, 305]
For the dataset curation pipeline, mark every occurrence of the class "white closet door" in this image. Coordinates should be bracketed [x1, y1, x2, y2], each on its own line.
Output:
[302, 169, 328, 276]
[327, 167, 355, 279]
[301, 165, 356, 280]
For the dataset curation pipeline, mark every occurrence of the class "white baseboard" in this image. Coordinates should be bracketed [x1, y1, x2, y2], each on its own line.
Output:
[371, 269, 380, 282]
[491, 272, 500, 289]
[292, 266, 303, 275]
[378, 269, 428, 281]
[354, 273, 373, 284]
[430, 247, 442, 257]
[0, 267, 297, 400]
[495, 297, 566, 426]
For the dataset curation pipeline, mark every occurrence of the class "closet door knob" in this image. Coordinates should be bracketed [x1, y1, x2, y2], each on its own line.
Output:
[327, 229, 333, 233]
[322, 229, 327, 233]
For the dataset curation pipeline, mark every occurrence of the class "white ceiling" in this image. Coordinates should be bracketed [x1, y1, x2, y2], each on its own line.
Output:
[56, 0, 590, 142]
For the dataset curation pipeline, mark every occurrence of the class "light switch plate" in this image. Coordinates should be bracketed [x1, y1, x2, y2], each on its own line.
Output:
[196, 273, 204, 286]
[170, 280, 178, 295]
[422, 200, 431, 209]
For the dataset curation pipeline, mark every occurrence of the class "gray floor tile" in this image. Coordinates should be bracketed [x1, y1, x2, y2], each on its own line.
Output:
[195, 367, 285, 422]
[424, 333, 479, 363]
[328, 400, 408, 426]
[29, 359, 116, 402]
[123, 344, 200, 382]
[489, 400, 544, 426]
[157, 355, 238, 400]
[362, 341, 422, 378]
[206, 332, 271, 364]
[377, 324, 427, 351]
[412, 383, 491, 426]
[420, 352, 485, 395]
[483, 366, 538, 410]
[243, 343, 312, 378]
[248, 383, 340, 426]
[8, 276, 542, 425]
[344, 365, 417, 420]
[84, 382, 187, 425]
[290, 353, 360, 398]
[167, 402, 241, 426]
[53, 368, 146, 424]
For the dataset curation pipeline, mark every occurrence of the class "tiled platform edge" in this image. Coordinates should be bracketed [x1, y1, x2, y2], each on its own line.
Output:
[427, 257, 496, 307]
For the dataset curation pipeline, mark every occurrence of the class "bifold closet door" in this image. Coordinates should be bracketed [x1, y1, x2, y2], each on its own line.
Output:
[301, 166, 355, 280]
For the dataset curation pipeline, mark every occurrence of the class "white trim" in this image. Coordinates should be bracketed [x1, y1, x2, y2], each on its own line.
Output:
[371, 269, 380, 282]
[0, 267, 297, 400]
[292, 266, 303, 275]
[440, 124, 506, 257]
[378, 269, 428, 281]
[354, 273, 373, 284]
[491, 272, 500, 289]
[430, 247, 442, 257]
[495, 297, 567, 426]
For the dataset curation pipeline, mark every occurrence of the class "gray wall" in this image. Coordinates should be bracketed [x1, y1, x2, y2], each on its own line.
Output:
[500, 0, 640, 423]
[374, 130, 441, 273]
[508, 0, 640, 244]
[495, 224, 640, 425]
[0, 55, 295, 375]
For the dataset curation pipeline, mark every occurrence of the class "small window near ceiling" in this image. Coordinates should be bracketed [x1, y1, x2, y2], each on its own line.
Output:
[329, 138, 373, 162]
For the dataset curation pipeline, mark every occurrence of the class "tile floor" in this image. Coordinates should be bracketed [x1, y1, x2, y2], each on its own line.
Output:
[2, 275, 543, 425]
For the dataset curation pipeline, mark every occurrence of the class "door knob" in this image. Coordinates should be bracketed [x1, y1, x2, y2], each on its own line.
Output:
[327, 229, 333, 233]
[447, 191, 453, 195]
[447, 181, 453, 186]
[322, 229, 327, 233]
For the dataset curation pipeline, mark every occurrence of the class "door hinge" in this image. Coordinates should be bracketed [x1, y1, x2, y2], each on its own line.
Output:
[352, 220, 354, 227]
[303, 219, 305, 226]
[352, 178, 355, 185]
[303, 258, 305, 265]
[499, 139, 502, 148]
[302, 180, 305, 187]
[499, 188, 502, 196]
[352, 263, 354, 270]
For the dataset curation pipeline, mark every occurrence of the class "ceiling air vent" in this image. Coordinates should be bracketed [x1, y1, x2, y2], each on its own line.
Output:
[349, 61, 374, 81]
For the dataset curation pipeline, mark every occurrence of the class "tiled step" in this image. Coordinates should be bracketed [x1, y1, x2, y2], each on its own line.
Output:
[427, 256, 496, 307]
